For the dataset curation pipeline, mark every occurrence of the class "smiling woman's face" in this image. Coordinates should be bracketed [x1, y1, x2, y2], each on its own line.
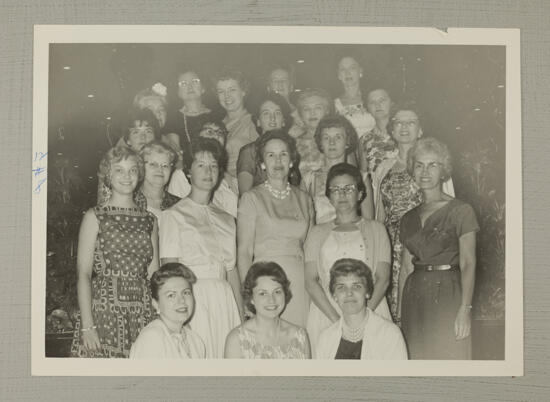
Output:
[190, 151, 219, 192]
[251, 276, 286, 319]
[153, 277, 194, 329]
[332, 273, 369, 315]
[261, 138, 291, 181]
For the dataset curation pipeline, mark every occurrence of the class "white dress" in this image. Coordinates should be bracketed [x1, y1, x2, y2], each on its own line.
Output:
[160, 197, 241, 358]
[306, 221, 392, 355]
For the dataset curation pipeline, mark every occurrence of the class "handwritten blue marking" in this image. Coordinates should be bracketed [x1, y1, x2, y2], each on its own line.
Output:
[34, 151, 48, 162]
[34, 178, 47, 194]
[32, 166, 46, 177]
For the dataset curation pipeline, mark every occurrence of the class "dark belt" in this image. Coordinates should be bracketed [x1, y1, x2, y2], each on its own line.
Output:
[413, 264, 459, 272]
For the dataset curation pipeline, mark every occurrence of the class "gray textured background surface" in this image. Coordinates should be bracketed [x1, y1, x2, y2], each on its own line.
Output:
[2, 0, 549, 400]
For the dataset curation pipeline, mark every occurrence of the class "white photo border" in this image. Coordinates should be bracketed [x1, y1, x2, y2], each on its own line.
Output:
[32, 25, 523, 376]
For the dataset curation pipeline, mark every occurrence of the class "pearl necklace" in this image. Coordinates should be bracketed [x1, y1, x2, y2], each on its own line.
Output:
[342, 312, 369, 343]
[264, 181, 291, 200]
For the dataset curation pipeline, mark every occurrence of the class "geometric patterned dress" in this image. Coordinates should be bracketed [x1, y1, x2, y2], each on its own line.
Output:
[71, 205, 155, 358]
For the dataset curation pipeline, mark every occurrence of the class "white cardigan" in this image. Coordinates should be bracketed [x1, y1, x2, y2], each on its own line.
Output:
[316, 309, 408, 360]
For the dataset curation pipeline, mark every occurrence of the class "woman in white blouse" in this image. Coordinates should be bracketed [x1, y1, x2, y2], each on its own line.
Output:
[160, 138, 243, 358]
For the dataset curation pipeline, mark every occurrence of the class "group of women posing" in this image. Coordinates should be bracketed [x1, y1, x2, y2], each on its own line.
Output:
[71, 55, 478, 361]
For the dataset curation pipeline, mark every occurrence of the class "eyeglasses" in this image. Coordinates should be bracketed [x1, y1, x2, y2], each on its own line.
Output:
[392, 119, 419, 128]
[178, 78, 201, 88]
[201, 126, 226, 137]
[328, 184, 357, 196]
[145, 161, 172, 170]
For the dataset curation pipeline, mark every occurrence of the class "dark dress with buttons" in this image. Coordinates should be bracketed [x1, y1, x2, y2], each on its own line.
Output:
[400, 199, 479, 360]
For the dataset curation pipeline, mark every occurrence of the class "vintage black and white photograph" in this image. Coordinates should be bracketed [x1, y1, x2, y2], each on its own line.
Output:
[32, 26, 522, 376]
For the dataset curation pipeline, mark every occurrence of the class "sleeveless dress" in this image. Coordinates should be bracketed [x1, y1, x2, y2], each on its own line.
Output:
[71, 206, 155, 358]
[334, 98, 376, 140]
[237, 325, 309, 359]
[238, 185, 313, 327]
[305, 218, 392, 355]
[160, 197, 241, 358]
[379, 169, 422, 321]
[400, 199, 479, 359]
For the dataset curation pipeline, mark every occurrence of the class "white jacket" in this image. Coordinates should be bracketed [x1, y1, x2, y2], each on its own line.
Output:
[316, 309, 408, 360]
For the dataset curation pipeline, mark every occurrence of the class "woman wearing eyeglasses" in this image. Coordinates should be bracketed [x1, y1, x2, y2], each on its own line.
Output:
[163, 67, 216, 171]
[304, 163, 392, 356]
[134, 141, 181, 222]
[372, 106, 454, 323]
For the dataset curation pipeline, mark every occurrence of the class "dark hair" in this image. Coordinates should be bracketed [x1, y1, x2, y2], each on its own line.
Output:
[198, 115, 229, 146]
[213, 68, 250, 95]
[407, 137, 453, 181]
[255, 129, 301, 185]
[150, 263, 197, 301]
[242, 261, 292, 315]
[123, 108, 160, 141]
[314, 115, 358, 156]
[325, 162, 367, 204]
[98, 146, 144, 190]
[253, 92, 293, 135]
[185, 137, 228, 199]
[328, 258, 374, 296]
[140, 140, 178, 174]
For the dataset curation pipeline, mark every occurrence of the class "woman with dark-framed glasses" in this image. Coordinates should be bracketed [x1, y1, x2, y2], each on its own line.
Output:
[304, 163, 392, 356]
[135, 141, 180, 222]
[372, 105, 454, 322]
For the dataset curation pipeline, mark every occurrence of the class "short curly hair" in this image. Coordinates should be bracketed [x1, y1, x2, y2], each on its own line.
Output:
[295, 88, 332, 114]
[328, 258, 374, 296]
[98, 146, 144, 189]
[314, 114, 358, 156]
[140, 140, 178, 174]
[406, 137, 453, 182]
[213, 67, 250, 95]
[325, 162, 367, 205]
[150, 263, 197, 301]
[242, 261, 292, 315]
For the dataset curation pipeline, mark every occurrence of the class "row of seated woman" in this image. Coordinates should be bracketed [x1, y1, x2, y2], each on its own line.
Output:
[70, 58, 477, 360]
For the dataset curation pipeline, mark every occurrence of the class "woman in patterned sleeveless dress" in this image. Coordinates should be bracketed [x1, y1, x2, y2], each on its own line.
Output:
[224, 262, 311, 359]
[71, 146, 159, 358]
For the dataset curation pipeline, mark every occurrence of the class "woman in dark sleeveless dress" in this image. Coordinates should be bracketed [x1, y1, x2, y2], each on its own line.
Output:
[71, 146, 159, 358]
[399, 138, 478, 360]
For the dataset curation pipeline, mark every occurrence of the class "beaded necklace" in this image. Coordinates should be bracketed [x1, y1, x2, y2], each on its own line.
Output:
[264, 181, 291, 200]
[342, 311, 369, 343]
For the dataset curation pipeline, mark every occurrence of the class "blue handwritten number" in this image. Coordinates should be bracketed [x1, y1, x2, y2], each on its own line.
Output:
[32, 166, 46, 177]
[34, 152, 48, 162]
[34, 178, 47, 194]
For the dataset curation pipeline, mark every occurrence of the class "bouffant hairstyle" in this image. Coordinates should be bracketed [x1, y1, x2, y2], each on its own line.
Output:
[98, 146, 145, 189]
[255, 129, 302, 185]
[406, 137, 453, 182]
[139, 140, 178, 174]
[213, 68, 250, 95]
[150, 263, 197, 301]
[328, 258, 374, 296]
[325, 162, 367, 205]
[295, 88, 332, 114]
[242, 261, 292, 315]
[123, 108, 160, 142]
[253, 92, 293, 134]
[314, 114, 358, 156]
